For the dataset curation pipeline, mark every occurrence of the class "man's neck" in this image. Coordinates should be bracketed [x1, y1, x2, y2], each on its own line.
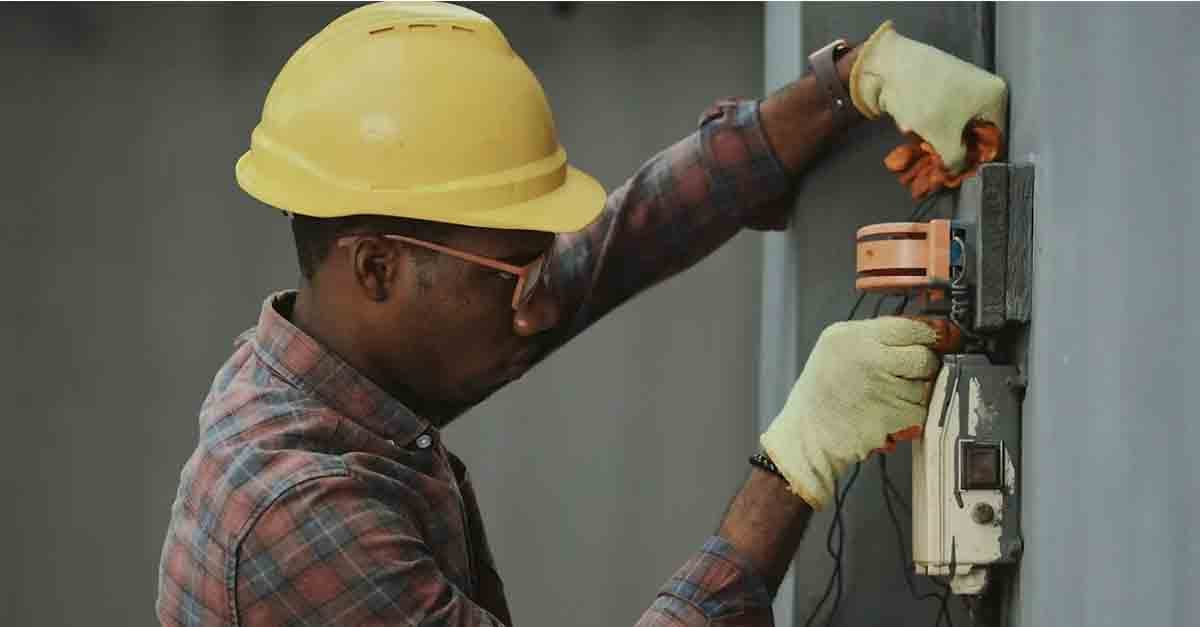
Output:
[289, 286, 466, 427]
[291, 287, 357, 368]
[291, 286, 390, 395]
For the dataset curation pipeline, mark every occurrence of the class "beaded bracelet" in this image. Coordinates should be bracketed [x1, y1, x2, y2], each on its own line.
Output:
[748, 451, 788, 484]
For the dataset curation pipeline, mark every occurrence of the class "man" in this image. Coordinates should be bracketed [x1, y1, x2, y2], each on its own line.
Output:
[157, 3, 1006, 625]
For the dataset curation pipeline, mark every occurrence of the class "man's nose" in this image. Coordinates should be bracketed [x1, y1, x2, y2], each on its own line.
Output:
[513, 286, 562, 337]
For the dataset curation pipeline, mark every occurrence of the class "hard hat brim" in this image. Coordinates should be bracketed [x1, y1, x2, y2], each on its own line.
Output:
[237, 149, 608, 234]
[442, 164, 608, 234]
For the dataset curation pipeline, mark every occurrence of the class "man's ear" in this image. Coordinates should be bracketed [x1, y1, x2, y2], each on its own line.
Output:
[349, 237, 401, 302]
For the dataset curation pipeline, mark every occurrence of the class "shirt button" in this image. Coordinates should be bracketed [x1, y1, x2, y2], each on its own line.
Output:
[415, 434, 433, 450]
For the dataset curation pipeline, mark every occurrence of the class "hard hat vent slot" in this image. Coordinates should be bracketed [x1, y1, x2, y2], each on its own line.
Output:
[366, 23, 475, 37]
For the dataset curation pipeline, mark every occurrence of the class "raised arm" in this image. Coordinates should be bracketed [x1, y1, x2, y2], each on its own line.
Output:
[550, 47, 863, 341]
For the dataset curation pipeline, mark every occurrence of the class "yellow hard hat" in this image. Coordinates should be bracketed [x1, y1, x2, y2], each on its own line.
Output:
[235, 2, 605, 233]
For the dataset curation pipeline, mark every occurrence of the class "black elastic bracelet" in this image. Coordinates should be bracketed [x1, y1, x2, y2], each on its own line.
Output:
[749, 452, 788, 484]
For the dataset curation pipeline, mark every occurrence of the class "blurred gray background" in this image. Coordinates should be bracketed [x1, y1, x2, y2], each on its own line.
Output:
[5, 3, 1198, 627]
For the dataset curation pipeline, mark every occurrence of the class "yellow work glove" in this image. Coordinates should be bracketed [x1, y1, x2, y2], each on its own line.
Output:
[760, 318, 940, 510]
[850, 21, 1008, 174]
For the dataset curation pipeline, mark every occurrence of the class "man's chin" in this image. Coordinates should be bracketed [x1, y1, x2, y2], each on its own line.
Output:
[426, 378, 515, 426]
[413, 364, 535, 426]
[468, 375, 520, 405]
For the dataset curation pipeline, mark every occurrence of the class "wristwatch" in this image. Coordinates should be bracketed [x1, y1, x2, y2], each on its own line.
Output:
[808, 39, 855, 128]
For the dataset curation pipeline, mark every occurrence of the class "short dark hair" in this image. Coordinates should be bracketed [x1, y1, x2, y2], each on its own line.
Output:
[290, 213, 456, 281]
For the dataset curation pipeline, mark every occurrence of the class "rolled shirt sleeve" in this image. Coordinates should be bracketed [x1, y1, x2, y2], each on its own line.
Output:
[636, 537, 775, 626]
[549, 99, 794, 344]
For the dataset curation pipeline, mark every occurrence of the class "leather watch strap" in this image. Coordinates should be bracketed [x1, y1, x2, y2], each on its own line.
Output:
[808, 39, 853, 128]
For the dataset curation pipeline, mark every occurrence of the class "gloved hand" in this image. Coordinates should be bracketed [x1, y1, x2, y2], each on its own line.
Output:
[760, 317, 940, 510]
[850, 21, 1008, 175]
[883, 123, 1003, 200]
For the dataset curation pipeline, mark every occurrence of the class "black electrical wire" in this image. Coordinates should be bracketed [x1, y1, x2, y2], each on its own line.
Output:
[911, 189, 947, 221]
[803, 290, 872, 627]
[826, 462, 862, 622]
[847, 291, 869, 321]
[876, 311, 961, 626]
[803, 460, 863, 627]
[872, 293, 893, 318]
[879, 455, 955, 627]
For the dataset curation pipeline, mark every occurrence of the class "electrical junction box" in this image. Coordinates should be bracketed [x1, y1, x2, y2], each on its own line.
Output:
[912, 354, 1023, 595]
[855, 162, 1034, 598]
[911, 163, 1033, 596]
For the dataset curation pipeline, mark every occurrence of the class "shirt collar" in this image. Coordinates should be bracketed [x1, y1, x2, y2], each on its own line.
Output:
[246, 290, 431, 447]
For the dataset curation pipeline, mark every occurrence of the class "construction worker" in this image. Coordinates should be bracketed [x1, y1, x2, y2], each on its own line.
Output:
[157, 3, 1006, 625]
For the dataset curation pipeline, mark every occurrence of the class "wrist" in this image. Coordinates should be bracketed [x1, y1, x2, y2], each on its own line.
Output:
[807, 39, 866, 132]
[748, 451, 788, 483]
[836, 44, 859, 90]
[756, 38, 866, 175]
[717, 465, 813, 594]
[836, 45, 865, 123]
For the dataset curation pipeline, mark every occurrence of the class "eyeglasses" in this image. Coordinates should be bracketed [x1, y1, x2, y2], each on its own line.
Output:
[337, 233, 551, 310]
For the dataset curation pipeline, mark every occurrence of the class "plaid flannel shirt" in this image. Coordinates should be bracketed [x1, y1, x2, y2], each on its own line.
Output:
[158, 99, 793, 626]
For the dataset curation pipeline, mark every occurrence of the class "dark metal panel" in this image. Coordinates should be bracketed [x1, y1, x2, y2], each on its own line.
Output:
[958, 164, 1011, 332]
[1005, 165, 1034, 324]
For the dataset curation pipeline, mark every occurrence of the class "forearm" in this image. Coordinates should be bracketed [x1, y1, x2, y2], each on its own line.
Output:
[552, 48, 866, 338]
[717, 467, 814, 597]
[759, 45, 864, 174]
[631, 468, 812, 626]
[550, 100, 792, 337]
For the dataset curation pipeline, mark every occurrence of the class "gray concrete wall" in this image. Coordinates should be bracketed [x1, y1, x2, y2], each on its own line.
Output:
[0, 4, 763, 626]
[996, 5, 1200, 626]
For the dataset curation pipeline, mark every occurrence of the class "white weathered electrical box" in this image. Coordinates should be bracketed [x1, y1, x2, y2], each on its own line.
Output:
[912, 354, 1022, 595]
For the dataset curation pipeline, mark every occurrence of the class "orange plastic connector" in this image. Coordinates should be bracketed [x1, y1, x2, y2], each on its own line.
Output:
[855, 220, 952, 292]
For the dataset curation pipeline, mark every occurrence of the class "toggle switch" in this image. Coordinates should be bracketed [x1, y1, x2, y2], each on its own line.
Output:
[961, 441, 1003, 491]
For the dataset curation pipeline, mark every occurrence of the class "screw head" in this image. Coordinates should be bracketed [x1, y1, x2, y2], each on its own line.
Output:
[971, 502, 996, 524]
